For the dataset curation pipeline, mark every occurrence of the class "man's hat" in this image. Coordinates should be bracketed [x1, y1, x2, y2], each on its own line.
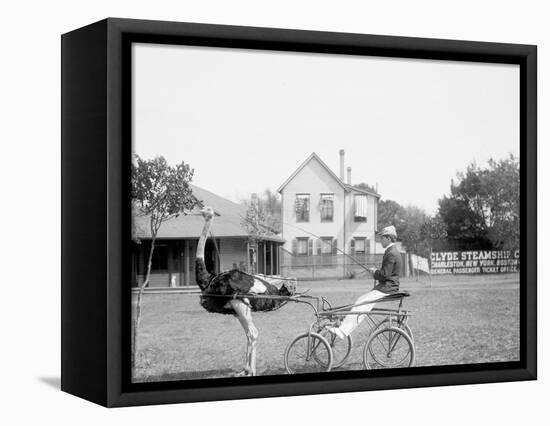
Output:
[378, 225, 397, 238]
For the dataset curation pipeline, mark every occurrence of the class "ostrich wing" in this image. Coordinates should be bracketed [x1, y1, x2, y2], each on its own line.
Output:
[201, 269, 293, 314]
[200, 269, 254, 315]
[211, 269, 256, 294]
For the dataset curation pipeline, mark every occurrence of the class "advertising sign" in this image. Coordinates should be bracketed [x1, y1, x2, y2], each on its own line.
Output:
[430, 250, 520, 274]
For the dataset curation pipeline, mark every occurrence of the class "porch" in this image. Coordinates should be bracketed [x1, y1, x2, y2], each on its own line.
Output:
[132, 237, 283, 288]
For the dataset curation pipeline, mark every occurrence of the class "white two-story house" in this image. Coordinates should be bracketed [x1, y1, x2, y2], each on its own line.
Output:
[278, 150, 379, 259]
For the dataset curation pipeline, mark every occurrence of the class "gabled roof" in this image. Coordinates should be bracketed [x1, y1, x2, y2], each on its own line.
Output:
[277, 152, 348, 194]
[277, 152, 380, 198]
[133, 184, 284, 242]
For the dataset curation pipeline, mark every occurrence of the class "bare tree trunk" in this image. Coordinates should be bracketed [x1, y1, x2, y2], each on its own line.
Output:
[132, 235, 156, 371]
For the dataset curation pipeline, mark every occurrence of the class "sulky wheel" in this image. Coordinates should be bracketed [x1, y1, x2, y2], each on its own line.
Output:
[372, 318, 414, 342]
[284, 332, 333, 374]
[315, 327, 353, 369]
[363, 326, 415, 370]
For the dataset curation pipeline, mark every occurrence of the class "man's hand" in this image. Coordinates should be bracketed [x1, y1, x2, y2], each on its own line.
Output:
[367, 267, 377, 276]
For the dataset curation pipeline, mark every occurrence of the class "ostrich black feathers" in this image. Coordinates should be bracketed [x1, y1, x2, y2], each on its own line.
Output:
[195, 258, 294, 315]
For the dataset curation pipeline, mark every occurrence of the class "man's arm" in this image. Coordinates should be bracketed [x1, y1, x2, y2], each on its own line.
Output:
[373, 252, 396, 282]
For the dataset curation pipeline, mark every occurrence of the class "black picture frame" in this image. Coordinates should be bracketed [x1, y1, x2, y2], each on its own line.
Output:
[61, 17, 537, 407]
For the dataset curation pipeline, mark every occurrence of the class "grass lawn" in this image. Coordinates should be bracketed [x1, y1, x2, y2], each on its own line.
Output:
[132, 273, 520, 382]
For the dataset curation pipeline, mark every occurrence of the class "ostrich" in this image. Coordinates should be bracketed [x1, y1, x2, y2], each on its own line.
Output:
[194, 206, 296, 377]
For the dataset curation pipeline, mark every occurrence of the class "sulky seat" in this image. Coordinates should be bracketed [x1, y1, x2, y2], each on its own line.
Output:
[377, 291, 410, 302]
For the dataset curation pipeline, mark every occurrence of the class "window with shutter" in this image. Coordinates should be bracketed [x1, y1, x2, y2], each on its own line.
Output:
[321, 237, 333, 254]
[315, 239, 321, 255]
[295, 194, 310, 222]
[332, 239, 338, 255]
[354, 238, 366, 254]
[297, 238, 308, 255]
[350, 239, 355, 255]
[308, 238, 313, 256]
[320, 194, 334, 222]
[292, 239, 298, 255]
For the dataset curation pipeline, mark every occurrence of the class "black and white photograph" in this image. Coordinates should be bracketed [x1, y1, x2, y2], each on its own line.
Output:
[3, 0, 548, 423]
[130, 42, 521, 383]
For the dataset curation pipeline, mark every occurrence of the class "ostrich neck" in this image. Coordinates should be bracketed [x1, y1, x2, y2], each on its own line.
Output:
[196, 216, 213, 260]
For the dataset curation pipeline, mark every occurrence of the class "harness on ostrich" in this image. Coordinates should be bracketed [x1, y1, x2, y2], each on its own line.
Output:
[202, 228, 296, 312]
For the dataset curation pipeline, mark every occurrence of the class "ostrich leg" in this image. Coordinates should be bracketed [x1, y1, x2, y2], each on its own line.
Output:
[229, 299, 258, 377]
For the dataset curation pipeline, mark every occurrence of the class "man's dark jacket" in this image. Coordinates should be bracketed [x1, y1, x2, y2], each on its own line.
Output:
[373, 244, 402, 294]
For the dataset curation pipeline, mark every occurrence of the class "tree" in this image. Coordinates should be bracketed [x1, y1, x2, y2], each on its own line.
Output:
[355, 182, 378, 194]
[377, 199, 406, 234]
[131, 155, 198, 370]
[240, 191, 281, 273]
[438, 194, 491, 249]
[399, 205, 430, 256]
[240, 189, 282, 233]
[377, 199, 433, 256]
[260, 188, 282, 233]
[420, 214, 448, 252]
[437, 154, 519, 250]
[483, 156, 520, 249]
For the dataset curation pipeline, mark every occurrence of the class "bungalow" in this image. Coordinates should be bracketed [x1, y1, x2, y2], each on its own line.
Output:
[132, 184, 284, 288]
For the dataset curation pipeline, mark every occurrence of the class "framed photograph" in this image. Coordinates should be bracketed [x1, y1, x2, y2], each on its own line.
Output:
[61, 18, 536, 407]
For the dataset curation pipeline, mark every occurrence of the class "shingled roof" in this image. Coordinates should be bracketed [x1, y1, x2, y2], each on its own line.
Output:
[133, 184, 284, 242]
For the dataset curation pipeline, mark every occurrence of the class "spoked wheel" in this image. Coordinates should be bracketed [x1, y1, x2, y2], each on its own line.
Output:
[316, 328, 353, 369]
[284, 332, 333, 374]
[363, 326, 415, 370]
[373, 318, 414, 342]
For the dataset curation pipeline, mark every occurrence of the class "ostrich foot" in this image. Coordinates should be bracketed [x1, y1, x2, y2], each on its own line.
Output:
[235, 368, 255, 377]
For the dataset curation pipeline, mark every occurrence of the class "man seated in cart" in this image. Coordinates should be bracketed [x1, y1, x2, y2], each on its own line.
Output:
[328, 225, 402, 340]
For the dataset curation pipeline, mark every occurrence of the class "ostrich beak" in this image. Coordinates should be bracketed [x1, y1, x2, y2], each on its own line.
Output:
[189, 208, 220, 216]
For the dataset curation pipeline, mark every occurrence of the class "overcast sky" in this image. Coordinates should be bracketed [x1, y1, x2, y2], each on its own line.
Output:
[132, 43, 519, 215]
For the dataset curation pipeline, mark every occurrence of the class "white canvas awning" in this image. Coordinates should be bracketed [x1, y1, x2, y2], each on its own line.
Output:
[354, 195, 368, 218]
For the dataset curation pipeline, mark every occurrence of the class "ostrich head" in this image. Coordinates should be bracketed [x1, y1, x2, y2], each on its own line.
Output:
[279, 278, 297, 296]
[199, 206, 215, 220]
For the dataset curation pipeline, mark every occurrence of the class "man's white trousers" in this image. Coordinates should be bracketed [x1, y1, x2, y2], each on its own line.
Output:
[338, 289, 386, 336]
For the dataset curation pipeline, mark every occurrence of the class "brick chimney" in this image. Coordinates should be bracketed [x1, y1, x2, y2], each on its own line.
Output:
[347, 166, 352, 185]
[339, 149, 345, 181]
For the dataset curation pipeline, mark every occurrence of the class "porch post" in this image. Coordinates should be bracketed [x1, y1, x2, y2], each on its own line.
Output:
[217, 239, 221, 273]
[262, 241, 267, 275]
[167, 244, 174, 287]
[184, 240, 189, 286]
[246, 240, 250, 273]
[270, 242, 274, 276]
